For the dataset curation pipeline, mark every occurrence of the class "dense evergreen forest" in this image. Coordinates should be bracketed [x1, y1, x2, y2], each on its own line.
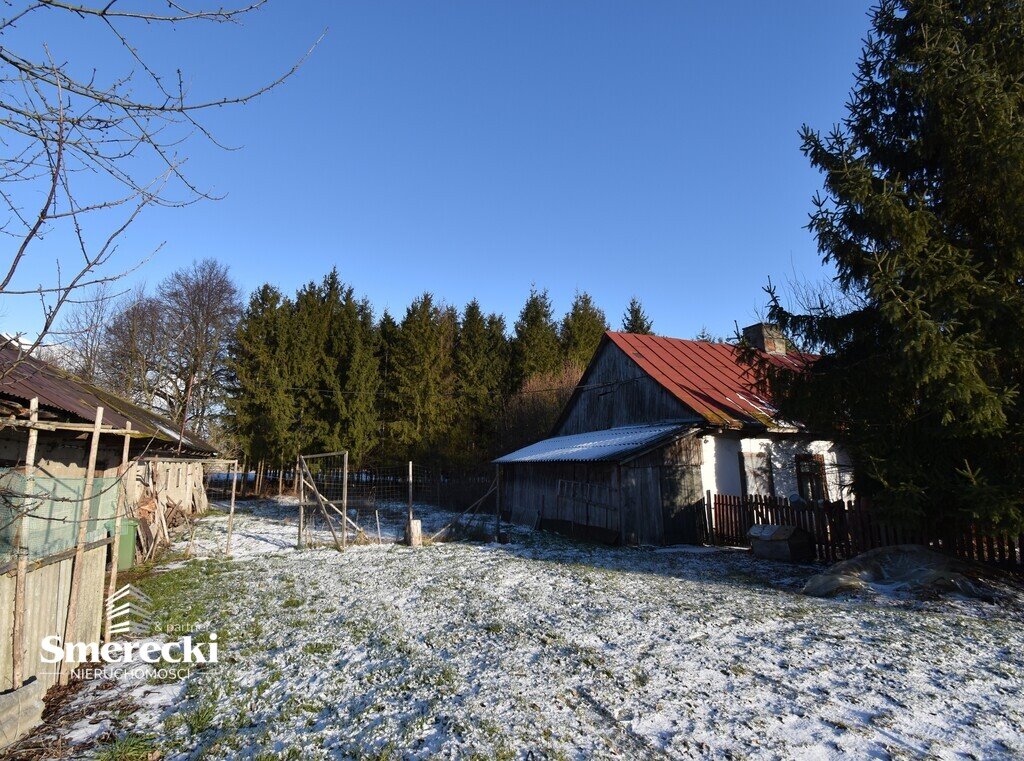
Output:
[228, 270, 655, 473]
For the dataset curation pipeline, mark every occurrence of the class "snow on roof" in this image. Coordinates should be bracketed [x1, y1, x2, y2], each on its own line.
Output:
[494, 423, 695, 464]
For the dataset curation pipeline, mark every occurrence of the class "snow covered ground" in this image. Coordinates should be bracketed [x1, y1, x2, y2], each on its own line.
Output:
[13, 498, 1024, 759]
[180, 497, 475, 560]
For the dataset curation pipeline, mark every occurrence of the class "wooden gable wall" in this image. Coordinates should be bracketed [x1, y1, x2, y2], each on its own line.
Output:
[553, 338, 696, 436]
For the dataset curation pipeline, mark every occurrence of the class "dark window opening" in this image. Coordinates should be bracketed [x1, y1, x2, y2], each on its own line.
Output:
[738, 450, 775, 497]
[795, 454, 827, 502]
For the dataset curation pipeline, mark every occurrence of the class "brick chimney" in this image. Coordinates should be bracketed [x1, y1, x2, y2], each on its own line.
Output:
[742, 323, 788, 355]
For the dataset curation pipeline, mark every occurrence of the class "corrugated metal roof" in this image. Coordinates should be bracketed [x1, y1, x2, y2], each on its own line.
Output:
[606, 332, 806, 429]
[0, 345, 214, 453]
[494, 423, 694, 464]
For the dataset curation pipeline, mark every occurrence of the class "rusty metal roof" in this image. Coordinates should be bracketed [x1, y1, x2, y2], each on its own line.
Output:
[605, 332, 808, 429]
[0, 345, 214, 453]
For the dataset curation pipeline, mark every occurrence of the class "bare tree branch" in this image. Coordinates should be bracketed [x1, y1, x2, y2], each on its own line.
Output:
[0, 1, 319, 378]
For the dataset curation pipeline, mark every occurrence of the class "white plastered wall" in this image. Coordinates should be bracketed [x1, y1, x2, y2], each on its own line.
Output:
[700, 434, 854, 502]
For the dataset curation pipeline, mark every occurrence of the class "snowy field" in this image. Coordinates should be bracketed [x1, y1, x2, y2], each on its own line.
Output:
[179, 497, 476, 559]
[12, 498, 1024, 760]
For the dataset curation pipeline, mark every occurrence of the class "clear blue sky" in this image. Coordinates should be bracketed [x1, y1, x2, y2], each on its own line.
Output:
[5, 1, 873, 340]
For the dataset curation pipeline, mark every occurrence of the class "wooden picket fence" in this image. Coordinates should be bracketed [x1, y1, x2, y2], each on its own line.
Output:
[708, 494, 1024, 571]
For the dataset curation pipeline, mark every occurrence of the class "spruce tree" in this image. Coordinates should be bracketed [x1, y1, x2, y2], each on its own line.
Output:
[328, 290, 380, 466]
[761, 0, 1024, 529]
[694, 326, 722, 342]
[375, 309, 401, 461]
[510, 287, 562, 388]
[391, 293, 457, 463]
[286, 270, 379, 463]
[227, 284, 294, 468]
[560, 291, 608, 368]
[621, 296, 654, 334]
[452, 300, 508, 464]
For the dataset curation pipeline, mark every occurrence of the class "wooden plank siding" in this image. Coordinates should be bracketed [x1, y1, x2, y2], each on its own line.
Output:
[501, 461, 625, 540]
[501, 461, 618, 529]
[499, 434, 706, 546]
[0, 544, 107, 692]
[553, 341, 697, 436]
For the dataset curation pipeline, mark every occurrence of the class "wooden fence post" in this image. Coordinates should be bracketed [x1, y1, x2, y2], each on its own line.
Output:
[225, 459, 238, 556]
[407, 460, 414, 526]
[342, 451, 349, 547]
[11, 398, 39, 688]
[103, 422, 132, 643]
[11, 548, 27, 690]
[494, 464, 501, 541]
[60, 406, 103, 685]
[297, 456, 305, 549]
[12, 398, 39, 552]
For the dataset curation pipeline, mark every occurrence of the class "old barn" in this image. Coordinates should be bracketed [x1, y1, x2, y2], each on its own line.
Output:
[495, 325, 853, 545]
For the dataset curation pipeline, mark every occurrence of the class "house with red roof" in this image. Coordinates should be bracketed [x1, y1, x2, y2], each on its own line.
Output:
[494, 324, 853, 545]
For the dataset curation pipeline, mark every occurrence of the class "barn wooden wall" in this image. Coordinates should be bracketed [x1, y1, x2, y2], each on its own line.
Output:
[1, 427, 211, 704]
[627, 435, 704, 544]
[554, 342, 697, 436]
[499, 438, 706, 546]
[501, 461, 620, 529]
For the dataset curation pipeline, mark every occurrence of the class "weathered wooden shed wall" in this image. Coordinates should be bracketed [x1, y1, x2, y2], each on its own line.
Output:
[0, 544, 106, 692]
[554, 341, 696, 436]
[498, 434, 705, 546]
[0, 428, 122, 480]
[627, 435, 704, 545]
[501, 461, 620, 532]
[0, 427, 210, 702]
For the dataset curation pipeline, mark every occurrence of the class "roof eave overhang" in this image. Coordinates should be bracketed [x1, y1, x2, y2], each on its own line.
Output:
[617, 426, 701, 465]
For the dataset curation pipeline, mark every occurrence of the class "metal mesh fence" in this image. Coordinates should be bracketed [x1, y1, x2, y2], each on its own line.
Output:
[200, 461, 239, 504]
[0, 469, 120, 562]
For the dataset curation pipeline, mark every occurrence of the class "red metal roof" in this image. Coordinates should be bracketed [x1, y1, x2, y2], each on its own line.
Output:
[606, 332, 808, 429]
[0, 345, 214, 453]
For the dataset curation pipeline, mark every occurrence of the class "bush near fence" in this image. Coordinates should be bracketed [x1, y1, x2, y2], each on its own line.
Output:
[706, 493, 1024, 571]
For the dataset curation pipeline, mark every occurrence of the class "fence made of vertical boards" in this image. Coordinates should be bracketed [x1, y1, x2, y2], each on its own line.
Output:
[707, 494, 1024, 571]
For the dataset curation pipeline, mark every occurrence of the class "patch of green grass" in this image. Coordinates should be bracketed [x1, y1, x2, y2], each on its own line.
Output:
[94, 734, 156, 761]
[134, 558, 231, 635]
[164, 713, 185, 732]
[282, 597, 304, 608]
[184, 703, 217, 734]
[303, 642, 334, 656]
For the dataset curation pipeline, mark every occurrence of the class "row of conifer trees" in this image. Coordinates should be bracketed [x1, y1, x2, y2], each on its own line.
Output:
[227, 269, 654, 474]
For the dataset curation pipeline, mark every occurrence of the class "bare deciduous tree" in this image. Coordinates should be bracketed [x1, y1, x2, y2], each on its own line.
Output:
[99, 284, 173, 409]
[157, 259, 241, 436]
[46, 282, 117, 383]
[0, 1, 318, 374]
[93, 261, 241, 440]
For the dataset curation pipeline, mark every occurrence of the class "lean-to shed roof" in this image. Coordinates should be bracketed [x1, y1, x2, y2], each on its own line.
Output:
[0, 344, 214, 454]
[494, 423, 695, 464]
